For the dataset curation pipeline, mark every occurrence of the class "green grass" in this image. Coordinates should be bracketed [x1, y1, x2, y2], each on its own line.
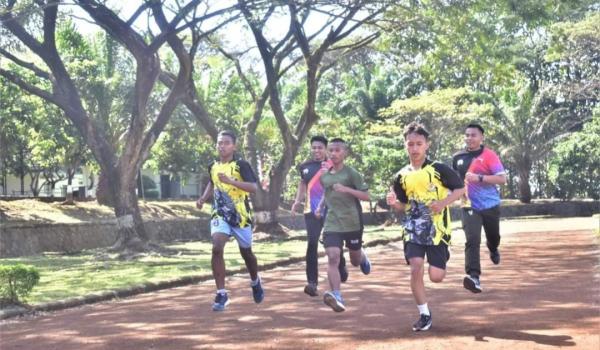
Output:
[0, 225, 403, 305]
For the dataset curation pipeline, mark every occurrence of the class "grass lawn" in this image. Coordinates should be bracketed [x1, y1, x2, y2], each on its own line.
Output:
[1, 226, 403, 305]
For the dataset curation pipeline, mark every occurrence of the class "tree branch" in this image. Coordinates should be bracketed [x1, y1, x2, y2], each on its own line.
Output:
[0, 68, 57, 104]
[0, 48, 51, 80]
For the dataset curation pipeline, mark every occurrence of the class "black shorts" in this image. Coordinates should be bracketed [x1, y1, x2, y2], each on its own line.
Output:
[404, 242, 450, 269]
[323, 231, 363, 250]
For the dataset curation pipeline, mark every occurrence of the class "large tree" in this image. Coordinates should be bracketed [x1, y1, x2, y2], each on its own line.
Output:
[0, 0, 234, 252]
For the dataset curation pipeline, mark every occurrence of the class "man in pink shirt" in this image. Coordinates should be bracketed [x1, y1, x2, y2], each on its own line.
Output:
[452, 123, 507, 293]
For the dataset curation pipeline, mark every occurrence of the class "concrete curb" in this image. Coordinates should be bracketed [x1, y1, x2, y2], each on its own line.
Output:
[0, 235, 404, 320]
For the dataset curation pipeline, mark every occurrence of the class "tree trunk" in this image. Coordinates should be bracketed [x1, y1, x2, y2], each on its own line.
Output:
[96, 171, 114, 207]
[100, 166, 161, 257]
[252, 165, 291, 236]
[516, 160, 532, 203]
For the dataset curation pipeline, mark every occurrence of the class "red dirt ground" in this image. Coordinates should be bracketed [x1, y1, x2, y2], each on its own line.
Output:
[1, 219, 599, 350]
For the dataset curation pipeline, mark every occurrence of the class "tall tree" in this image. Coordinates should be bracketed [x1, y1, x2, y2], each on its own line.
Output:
[0, 0, 234, 252]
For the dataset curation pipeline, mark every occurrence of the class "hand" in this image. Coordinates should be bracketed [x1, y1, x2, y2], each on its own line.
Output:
[291, 201, 302, 216]
[332, 183, 349, 193]
[217, 172, 233, 184]
[429, 200, 445, 214]
[465, 172, 479, 183]
[315, 207, 323, 219]
[196, 197, 205, 209]
[320, 160, 333, 173]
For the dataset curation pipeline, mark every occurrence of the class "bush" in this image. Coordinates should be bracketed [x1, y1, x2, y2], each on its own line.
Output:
[0, 264, 40, 305]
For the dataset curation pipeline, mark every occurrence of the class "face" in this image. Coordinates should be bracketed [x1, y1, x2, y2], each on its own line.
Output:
[216, 134, 236, 159]
[310, 141, 327, 161]
[465, 127, 484, 150]
[327, 142, 346, 165]
[405, 132, 429, 163]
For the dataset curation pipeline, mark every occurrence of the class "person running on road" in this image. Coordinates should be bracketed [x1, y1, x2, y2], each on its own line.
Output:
[292, 136, 348, 297]
[452, 123, 506, 293]
[317, 138, 372, 312]
[387, 122, 465, 331]
[196, 130, 264, 311]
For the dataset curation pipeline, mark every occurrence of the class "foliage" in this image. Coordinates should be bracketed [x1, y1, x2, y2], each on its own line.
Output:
[0, 264, 40, 305]
[380, 87, 496, 161]
[548, 110, 600, 199]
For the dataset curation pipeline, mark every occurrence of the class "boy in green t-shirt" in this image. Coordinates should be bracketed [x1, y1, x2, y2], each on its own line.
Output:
[316, 138, 371, 312]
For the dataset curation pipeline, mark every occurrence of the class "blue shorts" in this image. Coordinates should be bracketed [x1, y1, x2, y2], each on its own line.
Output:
[210, 217, 253, 248]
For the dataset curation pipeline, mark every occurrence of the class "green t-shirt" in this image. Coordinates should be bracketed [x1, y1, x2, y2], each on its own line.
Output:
[320, 165, 368, 233]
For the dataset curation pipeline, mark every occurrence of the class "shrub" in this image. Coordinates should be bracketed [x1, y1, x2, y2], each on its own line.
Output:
[0, 264, 40, 305]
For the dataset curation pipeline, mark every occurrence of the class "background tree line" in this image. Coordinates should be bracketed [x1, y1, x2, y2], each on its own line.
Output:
[1, 0, 598, 252]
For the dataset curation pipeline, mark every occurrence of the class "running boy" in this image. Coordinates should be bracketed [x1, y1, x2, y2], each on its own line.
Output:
[387, 122, 465, 331]
[292, 136, 347, 297]
[196, 130, 264, 311]
[316, 138, 371, 312]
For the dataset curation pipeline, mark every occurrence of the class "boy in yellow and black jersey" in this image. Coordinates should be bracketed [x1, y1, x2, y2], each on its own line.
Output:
[196, 131, 263, 312]
[387, 122, 464, 332]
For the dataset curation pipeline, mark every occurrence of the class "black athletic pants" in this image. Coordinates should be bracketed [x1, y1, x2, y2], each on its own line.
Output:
[461, 205, 501, 278]
[305, 213, 346, 284]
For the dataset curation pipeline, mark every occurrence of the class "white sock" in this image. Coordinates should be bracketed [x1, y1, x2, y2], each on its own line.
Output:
[417, 303, 430, 316]
[217, 289, 227, 295]
[251, 276, 260, 286]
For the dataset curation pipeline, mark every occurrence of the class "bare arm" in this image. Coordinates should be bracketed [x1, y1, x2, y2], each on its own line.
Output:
[429, 187, 466, 214]
[465, 172, 507, 185]
[196, 182, 213, 209]
[217, 173, 258, 193]
[332, 184, 370, 201]
[291, 181, 306, 215]
[315, 194, 325, 219]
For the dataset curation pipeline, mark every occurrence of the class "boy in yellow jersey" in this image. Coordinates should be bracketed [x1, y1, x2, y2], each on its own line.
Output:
[387, 122, 465, 331]
[196, 131, 263, 311]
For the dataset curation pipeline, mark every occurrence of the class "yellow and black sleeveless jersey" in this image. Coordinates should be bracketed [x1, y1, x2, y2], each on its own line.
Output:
[208, 159, 257, 228]
[392, 159, 463, 246]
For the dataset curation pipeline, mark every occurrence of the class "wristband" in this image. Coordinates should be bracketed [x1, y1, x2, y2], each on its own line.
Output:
[478, 174, 484, 182]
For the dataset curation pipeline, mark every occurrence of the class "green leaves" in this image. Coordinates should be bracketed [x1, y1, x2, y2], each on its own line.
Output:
[0, 264, 40, 305]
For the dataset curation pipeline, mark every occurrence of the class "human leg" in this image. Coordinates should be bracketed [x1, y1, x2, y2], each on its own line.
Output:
[346, 231, 370, 274]
[304, 213, 322, 286]
[462, 208, 483, 278]
[481, 205, 501, 264]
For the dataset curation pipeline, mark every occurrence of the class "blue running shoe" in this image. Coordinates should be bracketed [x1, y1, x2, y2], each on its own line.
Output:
[323, 291, 346, 312]
[252, 279, 264, 304]
[212, 292, 229, 311]
[360, 251, 371, 275]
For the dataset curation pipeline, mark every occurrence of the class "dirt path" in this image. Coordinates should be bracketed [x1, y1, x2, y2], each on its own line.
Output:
[1, 218, 599, 350]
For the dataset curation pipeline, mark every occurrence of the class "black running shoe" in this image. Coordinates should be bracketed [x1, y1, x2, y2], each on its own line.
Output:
[304, 283, 318, 297]
[339, 265, 349, 283]
[412, 313, 432, 331]
[490, 250, 500, 265]
[463, 275, 482, 293]
[252, 279, 264, 304]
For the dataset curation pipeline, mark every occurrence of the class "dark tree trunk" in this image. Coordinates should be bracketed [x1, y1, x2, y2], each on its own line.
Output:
[516, 158, 532, 203]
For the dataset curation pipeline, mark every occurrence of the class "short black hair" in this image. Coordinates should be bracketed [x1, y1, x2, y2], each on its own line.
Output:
[403, 121, 430, 140]
[329, 137, 346, 144]
[218, 130, 237, 143]
[310, 135, 328, 146]
[466, 123, 484, 134]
